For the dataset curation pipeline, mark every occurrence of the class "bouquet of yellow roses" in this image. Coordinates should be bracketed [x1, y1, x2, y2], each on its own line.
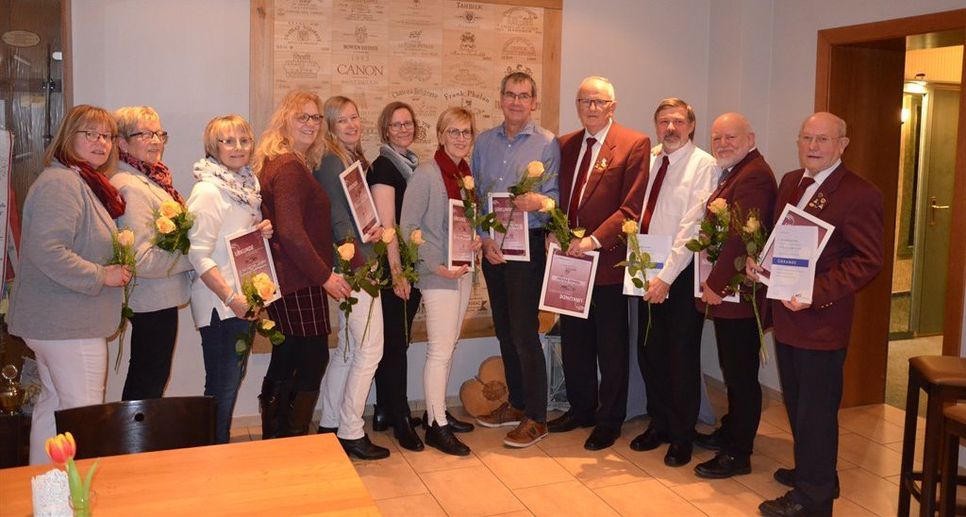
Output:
[235, 272, 284, 359]
[153, 200, 193, 255]
[334, 231, 393, 357]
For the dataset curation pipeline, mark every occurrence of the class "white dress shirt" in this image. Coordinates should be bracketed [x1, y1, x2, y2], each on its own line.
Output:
[641, 140, 717, 285]
[795, 159, 840, 209]
[569, 119, 613, 248]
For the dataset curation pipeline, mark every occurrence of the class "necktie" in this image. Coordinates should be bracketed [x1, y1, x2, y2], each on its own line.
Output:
[568, 136, 597, 227]
[640, 155, 670, 233]
[789, 176, 816, 206]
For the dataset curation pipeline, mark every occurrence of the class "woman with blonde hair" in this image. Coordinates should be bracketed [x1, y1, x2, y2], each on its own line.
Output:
[186, 114, 272, 443]
[400, 107, 482, 455]
[254, 89, 350, 439]
[9, 104, 133, 463]
[111, 106, 192, 400]
[313, 95, 388, 460]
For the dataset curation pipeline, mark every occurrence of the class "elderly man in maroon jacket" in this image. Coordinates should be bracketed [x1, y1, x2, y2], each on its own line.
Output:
[694, 113, 777, 479]
[751, 112, 883, 517]
[547, 76, 650, 451]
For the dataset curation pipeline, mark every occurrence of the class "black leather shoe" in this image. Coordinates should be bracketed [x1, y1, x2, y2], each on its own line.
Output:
[773, 468, 840, 499]
[694, 453, 751, 478]
[629, 427, 669, 451]
[693, 428, 723, 451]
[547, 411, 595, 433]
[664, 442, 693, 467]
[372, 405, 390, 432]
[759, 491, 832, 517]
[420, 411, 474, 433]
[393, 415, 424, 452]
[584, 426, 619, 451]
[425, 422, 471, 456]
[317, 426, 338, 434]
[339, 435, 390, 460]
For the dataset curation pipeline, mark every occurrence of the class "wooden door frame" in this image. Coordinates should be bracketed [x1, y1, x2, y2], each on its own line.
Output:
[815, 9, 966, 359]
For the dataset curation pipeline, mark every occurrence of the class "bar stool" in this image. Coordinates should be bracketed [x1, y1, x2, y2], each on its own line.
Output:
[898, 356, 966, 516]
[940, 403, 966, 516]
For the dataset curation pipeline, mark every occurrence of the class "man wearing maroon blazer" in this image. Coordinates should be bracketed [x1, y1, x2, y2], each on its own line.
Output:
[546, 76, 650, 451]
[754, 112, 883, 517]
[693, 113, 777, 479]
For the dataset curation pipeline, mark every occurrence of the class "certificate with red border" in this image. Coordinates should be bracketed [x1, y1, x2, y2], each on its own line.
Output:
[758, 204, 835, 286]
[447, 199, 475, 269]
[339, 160, 381, 238]
[488, 193, 530, 261]
[224, 227, 281, 304]
[538, 243, 599, 319]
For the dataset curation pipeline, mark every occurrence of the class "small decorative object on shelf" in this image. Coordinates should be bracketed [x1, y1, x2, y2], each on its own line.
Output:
[0, 364, 24, 415]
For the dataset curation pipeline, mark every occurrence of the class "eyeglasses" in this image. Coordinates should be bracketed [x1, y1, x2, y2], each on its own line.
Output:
[294, 113, 323, 125]
[75, 130, 116, 143]
[128, 130, 169, 143]
[797, 134, 839, 146]
[217, 137, 254, 148]
[502, 92, 533, 102]
[389, 121, 415, 132]
[445, 128, 473, 139]
[577, 98, 614, 109]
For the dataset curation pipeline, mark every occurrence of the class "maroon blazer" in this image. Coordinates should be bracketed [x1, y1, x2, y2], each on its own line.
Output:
[559, 122, 650, 285]
[696, 149, 777, 319]
[770, 163, 883, 350]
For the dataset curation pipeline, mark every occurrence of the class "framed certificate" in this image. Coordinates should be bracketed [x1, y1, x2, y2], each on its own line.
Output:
[538, 243, 599, 319]
[765, 225, 819, 303]
[758, 204, 835, 286]
[488, 193, 530, 261]
[339, 160, 381, 238]
[623, 233, 671, 297]
[447, 199, 475, 269]
[224, 227, 281, 304]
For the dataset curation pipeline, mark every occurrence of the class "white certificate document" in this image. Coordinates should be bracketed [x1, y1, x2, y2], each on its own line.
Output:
[623, 234, 671, 297]
[759, 204, 834, 286]
[693, 250, 741, 303]
[766, 225, 819, 303]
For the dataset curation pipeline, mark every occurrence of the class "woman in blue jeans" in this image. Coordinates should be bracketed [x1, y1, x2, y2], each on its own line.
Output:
[186, 115, 273, 443]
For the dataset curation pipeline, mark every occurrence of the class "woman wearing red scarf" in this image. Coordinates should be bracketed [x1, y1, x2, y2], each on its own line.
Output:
[111, 106, 193, 401]
[8, 105, 133, 464]
[400, 107, 482, 456]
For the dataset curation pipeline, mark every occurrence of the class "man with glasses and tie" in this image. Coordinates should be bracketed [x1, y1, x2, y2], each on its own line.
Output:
[752, 112, 882, 517]
[471, 71, 560, 447]
[547, 76, 649, 451]
[629, 98, 716, 467]
[692, 113, 777, 479]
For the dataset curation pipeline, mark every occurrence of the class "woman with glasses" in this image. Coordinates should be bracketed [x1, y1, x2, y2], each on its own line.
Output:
[313, 95, 388, 460]
[367, 101, 424, 451]
[253, 90, 351, 439]
[400, 107, 482, 456]
[9, 105, 133, 463]
[185, 115, 272, 443]
[110, 106, 192, 401]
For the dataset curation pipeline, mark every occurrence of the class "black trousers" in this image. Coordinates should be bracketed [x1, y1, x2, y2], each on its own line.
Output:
[122, 307, 179, 400]
[374, 286, 421, 419]
[266, 334, 329, 392]
[482, 230, 548, 422]
[639, 262, 705, 444]
[776, 340, 845, 506]
[560, 284, 628, 430]
[711, 316, 762, 458]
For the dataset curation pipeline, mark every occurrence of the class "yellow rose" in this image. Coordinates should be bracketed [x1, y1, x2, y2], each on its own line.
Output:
[409, 229, 424, 246]
[252, 273, 276, 300]
[462, 175, 475, 190]
[117, 229, 135, 247]
[622, 219, 639, 235]
[381, 227, 396, 244]
[155, 217, 176, 235]
[743, 216, 761, 234]
[159, 200, 182, 218]
[337, 242, 355, 261]
[540, 198, 556, 213]
[572, 228, 586, 239]
[260, 319, 276, 331]
[526, 161, 545, 178]
[708, 197, 729, 216]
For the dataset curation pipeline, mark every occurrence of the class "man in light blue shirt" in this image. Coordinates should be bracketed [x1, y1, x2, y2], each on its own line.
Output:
[470, 71, 560, 447]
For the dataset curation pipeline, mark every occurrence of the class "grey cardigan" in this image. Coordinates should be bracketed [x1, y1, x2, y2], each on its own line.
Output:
[399, 159, 459, 291]
[111, 162, 192, 313]
[313, 154, 376, 262]
[8, 164, 123, 339]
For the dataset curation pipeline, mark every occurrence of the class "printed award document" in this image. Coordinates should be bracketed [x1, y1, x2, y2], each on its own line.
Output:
[339, 160, 381, 237]
[623, 234, 671, 297]
[488, 193, 530, 261]
[693, 249, 741, 303]
[765, 224, 819, 303]
[538, 243, 599, 319]
[447, 199, 475, 269]
[224, 227, 282, 304]
[758, 204, 834, 286]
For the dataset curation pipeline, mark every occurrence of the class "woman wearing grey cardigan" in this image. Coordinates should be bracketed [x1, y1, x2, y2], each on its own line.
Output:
[111, 106, 192, 400]
[8, 105, 133, 464]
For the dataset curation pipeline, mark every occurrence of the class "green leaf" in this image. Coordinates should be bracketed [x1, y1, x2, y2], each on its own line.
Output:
[734, 256, 746, 272]
[632, 278, 644, 288]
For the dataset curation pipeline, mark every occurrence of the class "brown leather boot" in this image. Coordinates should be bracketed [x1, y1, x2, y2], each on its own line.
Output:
[286, 391, 319, 436]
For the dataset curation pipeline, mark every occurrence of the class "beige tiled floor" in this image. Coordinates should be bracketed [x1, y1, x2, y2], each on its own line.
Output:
[230, 386, 951, 516]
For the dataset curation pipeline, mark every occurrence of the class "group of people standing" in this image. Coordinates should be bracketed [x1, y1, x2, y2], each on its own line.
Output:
[8, 69, 882, 517]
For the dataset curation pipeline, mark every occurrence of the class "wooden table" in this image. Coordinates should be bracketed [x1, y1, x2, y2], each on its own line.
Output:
[0, 434, 378, 516]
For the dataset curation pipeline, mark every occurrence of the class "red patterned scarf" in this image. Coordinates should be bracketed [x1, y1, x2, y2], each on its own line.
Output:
[56, 152, 126, 218]
[119, 151, 184, 204]
[434, 147, 471, 200]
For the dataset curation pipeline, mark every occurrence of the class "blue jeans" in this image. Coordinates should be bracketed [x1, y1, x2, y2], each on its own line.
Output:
[200, 309, 250, 443]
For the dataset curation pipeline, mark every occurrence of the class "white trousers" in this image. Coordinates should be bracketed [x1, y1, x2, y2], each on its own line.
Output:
[321, 289, 385, 440]
[422, 275, 472, 427]
[25, 337, 107, 464]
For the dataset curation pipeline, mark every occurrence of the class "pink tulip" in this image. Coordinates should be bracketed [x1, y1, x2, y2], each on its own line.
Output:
[45, 432, 76, 464]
